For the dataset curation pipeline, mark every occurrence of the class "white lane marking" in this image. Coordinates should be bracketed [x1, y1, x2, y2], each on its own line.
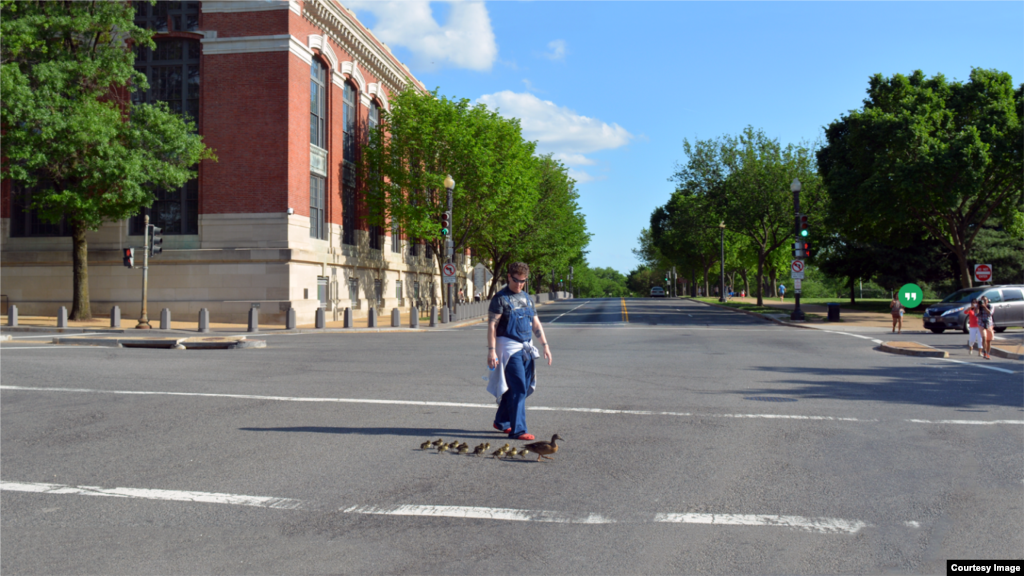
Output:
[11, 333, 104, 339]
[0, 385, 869, 422]
[550, 302, 587, 323]
[904, 418, 1024, 425]
[2, 481, 874, 533]
[1, 346, 105, 350]
[653, 513, 868, 534]
[342, 504, 615, 524]
[871, 339, 884, 344]
[904, 521, 921, 528]
[0, 481, 304, 509]
[937, 358, 1015, 375]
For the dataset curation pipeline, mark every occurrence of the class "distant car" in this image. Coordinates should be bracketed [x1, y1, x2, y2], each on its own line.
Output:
[650, 286, 665, 297]
[922, 285, 1024, 333]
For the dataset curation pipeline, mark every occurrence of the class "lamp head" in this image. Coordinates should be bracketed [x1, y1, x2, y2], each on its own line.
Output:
[443, 174, 455, 190]
[790, 178, 801, 193]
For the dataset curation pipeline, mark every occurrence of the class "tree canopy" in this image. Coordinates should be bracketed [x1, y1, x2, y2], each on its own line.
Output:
[1, 0, 216, 319]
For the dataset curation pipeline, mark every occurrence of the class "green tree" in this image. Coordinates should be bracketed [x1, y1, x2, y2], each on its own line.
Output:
[1, 0, 215, 320]
[363, 88, 538, 306]
[818, 69, 1023, 289]
[673, 127, 822, 305]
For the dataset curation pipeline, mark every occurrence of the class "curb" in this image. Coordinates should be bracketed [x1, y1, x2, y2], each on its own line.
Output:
[51, 335, 264, 350]
[875, 342, 948, 358]
[990, 346, 1024, 361]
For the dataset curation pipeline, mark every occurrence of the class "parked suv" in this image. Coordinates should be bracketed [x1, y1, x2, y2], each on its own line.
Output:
[922, 285, 1024, 334]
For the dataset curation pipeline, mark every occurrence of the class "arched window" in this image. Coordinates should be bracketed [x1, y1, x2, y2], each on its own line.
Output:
[366, 99, 382, 250]
[341, 81, 357, 246]
[130, 36, 201, 236]
[309, 58, 328, 240]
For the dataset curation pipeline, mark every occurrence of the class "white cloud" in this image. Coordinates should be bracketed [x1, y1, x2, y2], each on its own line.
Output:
[544, 39, 566, 61]
[346, 1, 497, 72]
[477, 91, 632, 182]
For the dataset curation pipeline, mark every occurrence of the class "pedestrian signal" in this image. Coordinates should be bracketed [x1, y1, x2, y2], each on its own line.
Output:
[150, 226, 163, 256]
[123, 248, 134, 268]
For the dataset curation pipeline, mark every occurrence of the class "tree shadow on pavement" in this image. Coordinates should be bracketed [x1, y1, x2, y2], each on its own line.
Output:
[742, 363, 1023, 409]
[239, 426, 500, 440]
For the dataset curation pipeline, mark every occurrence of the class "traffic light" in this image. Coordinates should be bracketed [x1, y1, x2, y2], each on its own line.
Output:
[440, 212, 450, 236]
[150, 226, 163, 256]
[123, 248, 134, 268]
[799, 214, 810, 237]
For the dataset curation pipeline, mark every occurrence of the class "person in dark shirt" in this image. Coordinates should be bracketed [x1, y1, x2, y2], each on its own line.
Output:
[485, 262, 552, 440]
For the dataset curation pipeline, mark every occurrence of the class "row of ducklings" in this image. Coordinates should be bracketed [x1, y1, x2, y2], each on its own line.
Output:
[419, 439, 531, 459]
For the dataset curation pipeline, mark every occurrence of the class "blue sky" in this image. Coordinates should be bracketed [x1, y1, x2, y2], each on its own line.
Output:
[347, 1, 1024, 275]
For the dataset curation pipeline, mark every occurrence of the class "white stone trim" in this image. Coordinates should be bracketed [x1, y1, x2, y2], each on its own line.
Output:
[202, 1, 301, 15]
[340, 61, 366, 92]
[307, 34, 337, 70]
[201, 34, 312, 66]
[359, 92, 372, 107]
[367, 83, 390, 112]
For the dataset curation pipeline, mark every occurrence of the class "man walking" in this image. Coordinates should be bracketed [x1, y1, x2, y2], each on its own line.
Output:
[486, 262, 552, 441]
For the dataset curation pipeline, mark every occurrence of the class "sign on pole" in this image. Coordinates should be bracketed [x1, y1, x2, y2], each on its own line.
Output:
[974, 264, 993, 283]
[794, 278, 802, 292]
[790, 259, 805, 279]
[442, 262, 457, 284]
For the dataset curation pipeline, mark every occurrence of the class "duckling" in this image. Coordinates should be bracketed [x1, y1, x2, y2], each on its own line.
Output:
[519, 448, 531, 459]
[420, 441, 432, 450]
[523, 434, 563, 462]
[436, 442, 449, 454]
[483, 443, 491, 451]
[472, 445, 486, 456]
[501, 443, 510, 452]
[458, 445, 470, 455]
[459, 442, 470, 451]
[490, 447, 507, 459]
[431, 438, 444, 447]
[506, 447, 519, 459]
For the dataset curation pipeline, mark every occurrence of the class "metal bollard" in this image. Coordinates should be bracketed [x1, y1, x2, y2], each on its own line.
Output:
[343, 307, 352, 328]
[198, 308, 210, 333]
[248, 306, 259, 333]
[7, 305, 17, 327]
[391, 307, 400, 327]
[110, 306, 120, 328]
[315, 307, 325, 329]
[57, 306, 68, 328]
[160, 308, 171, 330]
[441, 306, 449, 324]
[410, 306, 419, 328]
[287, 308, 297, 330]
[429, 306, 437, 327]
[368, 307, 378, 328]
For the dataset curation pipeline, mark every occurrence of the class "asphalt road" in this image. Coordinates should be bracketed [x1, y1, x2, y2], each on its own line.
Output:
[2, 298, 1021, 575]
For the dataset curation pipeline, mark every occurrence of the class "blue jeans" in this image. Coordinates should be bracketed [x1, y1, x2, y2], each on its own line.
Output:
[494, 349, 534, 438]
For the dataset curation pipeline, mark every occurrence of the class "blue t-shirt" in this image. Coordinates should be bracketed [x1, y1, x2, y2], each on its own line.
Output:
[779, 285, 786, 293]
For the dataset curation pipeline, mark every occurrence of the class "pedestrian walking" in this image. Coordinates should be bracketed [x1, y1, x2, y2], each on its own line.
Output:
[890, 294, 904, 334]
[966, 299, 982, 355]
[977, 296, 994, 359]
[779, 284, 786, 301]
[486, 262, 552, 440]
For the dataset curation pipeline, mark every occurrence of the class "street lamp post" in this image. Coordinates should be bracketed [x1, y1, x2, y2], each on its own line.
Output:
[790, 178, 805, 321]
[444, 174, 455, 315]
[718, 222, 727, 303]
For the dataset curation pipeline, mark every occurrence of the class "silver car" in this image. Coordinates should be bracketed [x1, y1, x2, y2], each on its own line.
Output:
[922, 285, 1024, 333]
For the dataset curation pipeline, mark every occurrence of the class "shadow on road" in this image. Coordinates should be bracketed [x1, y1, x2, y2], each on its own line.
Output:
[741, 364, 1023, 409]
[239, 426, 501, 439]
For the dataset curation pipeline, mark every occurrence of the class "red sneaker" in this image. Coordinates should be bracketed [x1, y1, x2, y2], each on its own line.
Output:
[493, 423, 511, 433]
[513, 433, 535, 441]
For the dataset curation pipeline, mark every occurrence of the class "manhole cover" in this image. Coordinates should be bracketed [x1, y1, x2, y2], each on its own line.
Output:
[743, 396, 798, 402]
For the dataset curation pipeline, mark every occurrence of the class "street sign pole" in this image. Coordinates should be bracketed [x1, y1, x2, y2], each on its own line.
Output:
[135, 215, 152, 329]
[790, 179, 805, 321]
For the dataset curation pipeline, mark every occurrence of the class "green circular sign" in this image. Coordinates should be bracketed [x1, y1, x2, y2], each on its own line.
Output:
[898, 283, 924, 309]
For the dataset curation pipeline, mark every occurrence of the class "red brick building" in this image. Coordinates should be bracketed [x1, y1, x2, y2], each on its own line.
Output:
[1, 0, 471, 324]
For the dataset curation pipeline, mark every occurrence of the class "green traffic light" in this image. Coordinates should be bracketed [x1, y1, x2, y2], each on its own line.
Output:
[800, 230, 808, 237]
[441, 228, 449, 235]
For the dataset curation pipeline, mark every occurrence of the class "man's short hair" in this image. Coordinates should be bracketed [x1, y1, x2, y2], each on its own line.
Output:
[508, 262, 529, 278]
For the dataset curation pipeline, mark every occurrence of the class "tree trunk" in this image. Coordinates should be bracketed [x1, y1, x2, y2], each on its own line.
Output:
[769, 268, 777, 299]
[70, 222, 91, 320]
[755, 252, 765, 306]
[849, 276, 856, 305]
[690, 268, 697, 297]
[954, 245, 973, 289]
[702, 263, 712, 298]
[739, 269, 749, 297]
